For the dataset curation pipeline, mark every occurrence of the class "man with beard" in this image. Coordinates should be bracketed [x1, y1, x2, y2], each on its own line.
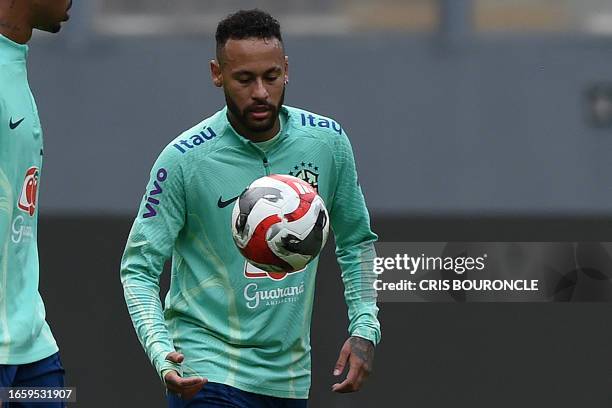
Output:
[121, 9, 380, 407]
[0, 0, 71, 404]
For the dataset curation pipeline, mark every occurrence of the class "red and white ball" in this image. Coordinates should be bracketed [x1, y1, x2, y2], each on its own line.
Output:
[231, 174, 330, 273]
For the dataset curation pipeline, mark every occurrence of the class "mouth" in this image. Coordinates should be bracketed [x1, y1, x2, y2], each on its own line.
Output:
[248, 105, 272, 120]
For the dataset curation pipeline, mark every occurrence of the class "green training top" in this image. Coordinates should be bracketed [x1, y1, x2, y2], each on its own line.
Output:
[120, 105, 380, 399]
[0, 34, 58, 364]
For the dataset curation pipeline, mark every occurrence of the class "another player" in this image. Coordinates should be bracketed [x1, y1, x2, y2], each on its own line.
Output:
[121, 9, 380, 407]
[0, 0, 72, 405]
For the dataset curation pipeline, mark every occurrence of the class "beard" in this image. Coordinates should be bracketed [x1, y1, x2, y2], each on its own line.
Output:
[225, 88, 285, 134]
[34, 21, 62, 33]
[47, 24, 62, 33]
[35, 1, 71, 34]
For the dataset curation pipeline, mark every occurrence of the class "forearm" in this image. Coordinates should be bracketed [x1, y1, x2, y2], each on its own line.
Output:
[338, 240, 381, 345]
[120, 233, 181, 379]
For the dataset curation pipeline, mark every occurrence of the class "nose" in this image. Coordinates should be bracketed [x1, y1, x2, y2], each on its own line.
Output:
[67, 0, 73, 11]
[252, 78, 269, 101]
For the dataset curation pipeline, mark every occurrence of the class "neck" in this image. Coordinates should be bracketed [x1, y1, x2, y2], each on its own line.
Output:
[0, 3, 32, 44]
[227, 111, 280, 143]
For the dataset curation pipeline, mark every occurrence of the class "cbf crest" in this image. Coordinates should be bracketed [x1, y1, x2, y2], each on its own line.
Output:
[288, 162, 319, 191]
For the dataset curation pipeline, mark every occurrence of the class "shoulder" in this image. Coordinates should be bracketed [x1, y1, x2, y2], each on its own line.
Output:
[285, 105, 346, 139]
[162, 108, 226, 158]
[285, 105, 354, 160]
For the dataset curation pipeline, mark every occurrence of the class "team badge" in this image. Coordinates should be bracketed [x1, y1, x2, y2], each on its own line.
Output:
[18, 166, 39, 216]
[288, 161, 319, 191]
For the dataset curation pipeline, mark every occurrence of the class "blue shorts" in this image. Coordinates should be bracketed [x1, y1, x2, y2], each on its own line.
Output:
[167, 382, 308, 408]
[0, 352, 65, 408]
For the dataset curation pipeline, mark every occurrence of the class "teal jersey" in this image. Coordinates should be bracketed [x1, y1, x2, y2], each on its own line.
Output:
[120, 105, 380, 399]
[0, 34, 58, 364]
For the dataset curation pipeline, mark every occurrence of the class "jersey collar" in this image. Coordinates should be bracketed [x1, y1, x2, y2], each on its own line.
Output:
[0, 33, 28, 63]
[222, 105, 291, 147]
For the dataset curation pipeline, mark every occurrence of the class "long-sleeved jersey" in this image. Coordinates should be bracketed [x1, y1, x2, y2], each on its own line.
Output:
[120, 105, 380, 399]
[0, 34, 58, 364]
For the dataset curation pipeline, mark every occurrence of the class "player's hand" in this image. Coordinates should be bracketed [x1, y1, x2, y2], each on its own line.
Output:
[331, 336, 375, 393]
[164, 352, 207, 400]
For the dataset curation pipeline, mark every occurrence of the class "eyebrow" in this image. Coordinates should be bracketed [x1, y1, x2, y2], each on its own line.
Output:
[232, 66, 282, 77]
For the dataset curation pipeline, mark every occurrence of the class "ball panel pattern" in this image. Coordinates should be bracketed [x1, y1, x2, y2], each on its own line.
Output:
[231, 174, 330, 274]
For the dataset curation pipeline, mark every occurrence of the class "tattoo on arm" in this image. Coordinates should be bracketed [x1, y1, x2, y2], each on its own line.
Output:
[349, 336, 375, 367]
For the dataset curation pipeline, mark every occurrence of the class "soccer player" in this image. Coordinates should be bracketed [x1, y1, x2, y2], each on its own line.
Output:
[0, 0, 71, 405]
[121, 9, 380, 407]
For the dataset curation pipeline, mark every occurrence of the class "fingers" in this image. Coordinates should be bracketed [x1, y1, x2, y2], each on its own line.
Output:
[165, 351, 184, 364]
[176, 376, 206, 388]
[164, 370, 207, 400]
[332, 355, 370, 393]
[165, 373, 206, 389]
[163, 353, 207, 400]
[175, 378, 207, 400]
[332, 364, 360, 393]
[333, 340, 351, 376]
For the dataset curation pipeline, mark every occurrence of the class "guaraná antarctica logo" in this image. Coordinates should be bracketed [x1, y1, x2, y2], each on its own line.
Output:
[18, 166, 39, 216]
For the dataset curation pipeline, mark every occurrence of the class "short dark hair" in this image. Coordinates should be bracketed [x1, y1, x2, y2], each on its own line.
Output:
[215, 9, 283, 60]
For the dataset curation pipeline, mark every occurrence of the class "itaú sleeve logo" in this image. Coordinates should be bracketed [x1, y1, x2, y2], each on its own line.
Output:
[18, 166, 39, 216]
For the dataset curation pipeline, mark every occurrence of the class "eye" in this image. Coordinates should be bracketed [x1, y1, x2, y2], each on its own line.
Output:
[265, 75, 280, 82]
[234, 73, 253, 85]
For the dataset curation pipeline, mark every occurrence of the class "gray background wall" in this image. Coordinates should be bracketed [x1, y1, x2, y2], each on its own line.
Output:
[30, 34, 612, 216]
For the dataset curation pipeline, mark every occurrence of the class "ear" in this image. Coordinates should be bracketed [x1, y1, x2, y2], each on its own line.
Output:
[210, 59, 223, 87]
[284, 55, 289, 85]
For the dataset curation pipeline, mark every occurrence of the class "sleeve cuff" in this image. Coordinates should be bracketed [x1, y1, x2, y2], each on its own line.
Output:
[350, 326, 381, 346]
[153, 350, 183, 383]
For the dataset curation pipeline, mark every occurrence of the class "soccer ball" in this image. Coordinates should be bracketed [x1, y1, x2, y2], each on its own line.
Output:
[231, 174, 330, 273]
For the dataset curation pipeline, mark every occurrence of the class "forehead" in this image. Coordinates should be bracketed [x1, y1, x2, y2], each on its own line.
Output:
[221, 38, 285, 71]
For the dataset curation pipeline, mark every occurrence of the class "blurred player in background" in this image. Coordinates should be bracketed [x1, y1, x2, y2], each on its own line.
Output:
[121, 9, 380, 407]
[0, 0, 71, 405]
